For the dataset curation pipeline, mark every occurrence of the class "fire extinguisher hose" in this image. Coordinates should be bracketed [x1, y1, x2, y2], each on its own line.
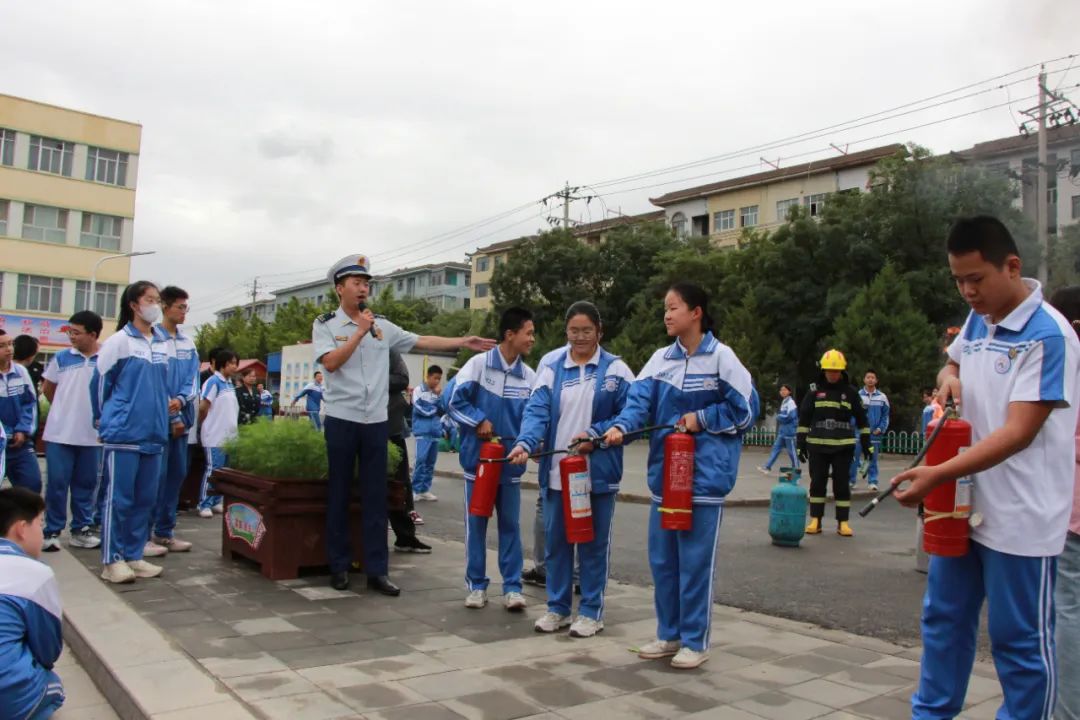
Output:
[477, 424, 676, 463]
[857, 405, 957, 518]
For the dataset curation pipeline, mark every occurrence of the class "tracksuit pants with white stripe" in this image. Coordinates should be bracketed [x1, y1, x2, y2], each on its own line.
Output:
[464, 480, 522, 593]
[913, 541, 1058, 719]
[43, 443, 100, 536]
[648, 502, 724, 652]
[543, 489, 615, 620]
[100, 447, 162, 565]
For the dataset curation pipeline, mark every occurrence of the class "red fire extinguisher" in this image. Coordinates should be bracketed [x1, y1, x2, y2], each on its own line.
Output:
[660, 431, 695, 530]
[922, 414, 973, 557]
[469, 440, 504, 517]
[559, 454, 594, 544]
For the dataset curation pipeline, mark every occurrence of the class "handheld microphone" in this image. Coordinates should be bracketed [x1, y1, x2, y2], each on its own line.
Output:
[357, 302, 382, 340]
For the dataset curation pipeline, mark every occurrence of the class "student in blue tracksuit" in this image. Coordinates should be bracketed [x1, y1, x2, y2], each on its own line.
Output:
[147, 286, 200, 555]
[758, 384, 798, 474]
[411, 364, 444, 501]
[198, 350, 240, 518]
[257, 383, 274, 419]
[292, 372, 325, 430]
[849, 369, 890, 490]
[438, 376, 461, 452]
[508, 301, 635, 639]
[90, 280, 171, 585]
[602, 283, 759, 670]
[450, 307, 536, 612]
[0, 329, 42, 493]
[40, 311, 103, 553]
[0, 488, 65, 720]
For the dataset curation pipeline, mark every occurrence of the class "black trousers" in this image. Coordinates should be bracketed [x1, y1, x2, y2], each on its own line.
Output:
[325, 416, 389, 575]
[388, 435, 417, 543]
[808, 448, 854, 522]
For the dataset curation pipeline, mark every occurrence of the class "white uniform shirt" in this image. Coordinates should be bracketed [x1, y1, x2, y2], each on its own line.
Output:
[41, 348, 100, 446]
[200, 372, 239, 449]
[947, 279, 1079, 557]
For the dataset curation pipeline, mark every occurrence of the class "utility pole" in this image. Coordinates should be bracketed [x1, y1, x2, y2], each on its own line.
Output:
[248, 277, 259, 319]
[545, 182, 589, 229]
[1037, 67, 1049, 286]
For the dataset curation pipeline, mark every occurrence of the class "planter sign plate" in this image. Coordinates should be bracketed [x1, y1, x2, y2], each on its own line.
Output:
[226, 503, 267, 549]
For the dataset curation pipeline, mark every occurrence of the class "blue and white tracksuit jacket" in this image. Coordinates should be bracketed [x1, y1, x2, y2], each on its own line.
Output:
[1, 362, 41, 492]
[513, 346, 633, 620]
[157, 324, 200, 433]
[0, 538, 64, 720]
[90, 324, 170, 565]
[294, 382, 324, 413]
[411, 384, 443, 494]
[776, 396, 798, 438]
[450, 348, 536, 593]
[609, 332, 759, 651]
[851, 388, 889, 485]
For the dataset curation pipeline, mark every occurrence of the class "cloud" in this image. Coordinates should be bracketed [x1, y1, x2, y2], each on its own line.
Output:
[256, 131, 334, 165]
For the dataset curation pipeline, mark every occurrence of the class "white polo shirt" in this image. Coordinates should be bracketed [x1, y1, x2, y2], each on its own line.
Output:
[42, 348, 100, 446]
[200, 372, 239, 449]
[947, 279, 1079, 557]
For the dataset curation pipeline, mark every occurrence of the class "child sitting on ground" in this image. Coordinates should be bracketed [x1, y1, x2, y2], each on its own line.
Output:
[0, 486, 65, 719]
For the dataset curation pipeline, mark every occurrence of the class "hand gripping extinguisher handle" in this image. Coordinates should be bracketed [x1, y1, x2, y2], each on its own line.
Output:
[857, 405, 957, 518]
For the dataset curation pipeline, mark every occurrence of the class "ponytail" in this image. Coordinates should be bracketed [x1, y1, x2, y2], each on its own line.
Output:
[668, 282, 714, 334]
[116, 281, 158, 331]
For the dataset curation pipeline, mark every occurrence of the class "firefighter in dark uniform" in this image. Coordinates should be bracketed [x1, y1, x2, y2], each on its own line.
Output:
[796, 349, 871, 537]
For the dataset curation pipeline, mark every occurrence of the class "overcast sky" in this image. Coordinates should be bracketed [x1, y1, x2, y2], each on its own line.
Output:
[8, 1, 1078, 327]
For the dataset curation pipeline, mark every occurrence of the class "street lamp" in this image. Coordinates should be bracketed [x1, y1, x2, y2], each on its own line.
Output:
[89, 251, 156, 312]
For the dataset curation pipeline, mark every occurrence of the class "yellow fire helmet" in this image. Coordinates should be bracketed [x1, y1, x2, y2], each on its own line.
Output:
[819, 349, 847, 371]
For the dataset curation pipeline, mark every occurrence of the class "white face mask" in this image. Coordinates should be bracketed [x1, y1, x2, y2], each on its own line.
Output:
[139, 303, 162, 324]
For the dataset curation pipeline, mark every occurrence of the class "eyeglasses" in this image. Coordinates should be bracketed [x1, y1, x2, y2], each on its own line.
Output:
[567, 328, 597, 339]
[173, 304, 190, 312]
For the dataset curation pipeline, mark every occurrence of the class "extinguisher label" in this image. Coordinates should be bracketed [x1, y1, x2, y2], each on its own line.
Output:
[567, 471, 592, 519]
[955, 447, 972, 517]
[668, 451, 694, 493]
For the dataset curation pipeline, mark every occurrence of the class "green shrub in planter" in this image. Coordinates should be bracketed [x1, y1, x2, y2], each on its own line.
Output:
[223, 418, 403, 479]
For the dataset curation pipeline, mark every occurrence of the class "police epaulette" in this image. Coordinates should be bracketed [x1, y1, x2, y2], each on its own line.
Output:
[316, 312, 335, 323]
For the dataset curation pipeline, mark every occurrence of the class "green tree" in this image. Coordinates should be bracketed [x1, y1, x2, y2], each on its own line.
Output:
[829, 263, 941, 429]
[1048, 224, 1080, 294]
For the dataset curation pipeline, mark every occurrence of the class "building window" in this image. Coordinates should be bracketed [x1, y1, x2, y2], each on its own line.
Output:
[85, 147, 129, 186]
[28, 136, 74, 176]
[1073, 195, 1080, 220]
[494, 255, 504, 269]
[75, 281, 119, 317]
[776, 199, 800, 221]
[22, 205, 68, 244]
[80, 213, 122, 250]
[671, 212, 688, 237]
[0, 129, 14, 166]
[16, 274, 64, 313]
[396, 280, 403, 291]
[691, 214, 709, 237]
[739, 205, 758, 228]
[446, 271, 458, 286]
[475, 283, 489, 298]
[986, 161, 1011, 177]
[0, 199, 8, 236]
[713, 210, 735, 231]
[477, 257, 489, 272]
[1071, 149, 1080, 174]
[430, 272, 443, 286]
[804, 193, 828, 217]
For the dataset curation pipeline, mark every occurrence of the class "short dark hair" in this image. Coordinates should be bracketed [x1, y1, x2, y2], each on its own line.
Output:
[211, 348, 238, 370]
[780, 383, 794, 394]
[864, 369, 878, 377]
[68, 310, 103, 337]
[12, 335, 39, 362]
[0, 487, 45, 537]
[1050, 286, 1080, 340]
[498, 307, 533, 341]
[161, 286, 189, 307]
[921, 386, 935, 397]
[314, 370, 323, 378]
[427, 365, 443, 376]
[946, 216, 1019, 268]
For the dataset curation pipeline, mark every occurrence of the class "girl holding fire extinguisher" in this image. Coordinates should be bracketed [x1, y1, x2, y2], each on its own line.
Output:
[601, 283, 758, 669]
[507, 301, 635, 639]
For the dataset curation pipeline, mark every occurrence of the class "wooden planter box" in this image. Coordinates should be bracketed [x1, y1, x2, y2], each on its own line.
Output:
[210, 467, 364, 581]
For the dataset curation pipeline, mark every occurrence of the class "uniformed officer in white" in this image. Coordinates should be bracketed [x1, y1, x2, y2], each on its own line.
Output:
[313, 254, 494, 594]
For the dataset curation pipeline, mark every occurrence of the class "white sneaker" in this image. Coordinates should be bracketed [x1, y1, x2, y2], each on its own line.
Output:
[637, 638, 681, 659]
[504, 591, 527, 611]
[416, 492, 438, 502]
[671, 646, 709, 669]
[465, 589, 488, 608]
[198, 508, 214, 519]
[152, 535, 192, 552]
[42, 535, 61, 553]
[143, 541, 168, 557]
[757, 466, 771, 475]
[212, 503, 225, 514]
[69, 528, 101, 549]
[569, 616, 604, 638]
[128, 559, 164, 578]
[101, 561, 136, 584]
[534, 612, 571, 633]
[868, 483, 879, 492]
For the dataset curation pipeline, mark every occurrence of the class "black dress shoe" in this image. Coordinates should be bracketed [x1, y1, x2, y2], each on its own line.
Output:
[522, 567, 546, 586]
[394, 538, 432, 554]
[368, 575, 401, 596]
[330, 571, 350, 591]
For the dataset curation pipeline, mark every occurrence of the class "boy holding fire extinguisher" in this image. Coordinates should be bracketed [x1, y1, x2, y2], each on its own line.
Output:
[449, 307, 537, 612]
[601, 283, 758, 669]
[508, 301, 635, 639]
[891, 217, 1079, 719]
